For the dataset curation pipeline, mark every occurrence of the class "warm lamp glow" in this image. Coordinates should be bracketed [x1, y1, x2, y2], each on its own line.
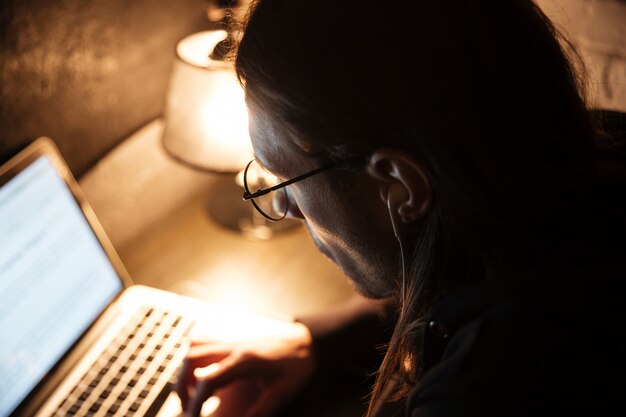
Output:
[161, 29, 299, 238]
[162, 30, 253, 173]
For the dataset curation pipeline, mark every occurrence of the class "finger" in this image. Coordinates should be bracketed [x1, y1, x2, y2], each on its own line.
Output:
[175, 356, 195, 410]
[189, 336, 221, 347]
[189, 336, 232, 346]
[187, 342, 232, 362]
[193, 362, 221, 379]
[176, 344, 231, 410]
[187, 356, 253, 417]
[187, 366, 221, 417]
[174, 346, 229, 411]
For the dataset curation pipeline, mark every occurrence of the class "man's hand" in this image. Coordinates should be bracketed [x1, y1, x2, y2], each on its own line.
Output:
[175, 321, 316, 417]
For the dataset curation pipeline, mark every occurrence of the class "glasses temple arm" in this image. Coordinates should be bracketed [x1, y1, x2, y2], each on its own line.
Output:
[243, 163, 335, 201]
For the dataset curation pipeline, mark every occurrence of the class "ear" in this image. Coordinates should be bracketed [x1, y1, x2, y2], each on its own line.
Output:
[367, 149, 432, 223]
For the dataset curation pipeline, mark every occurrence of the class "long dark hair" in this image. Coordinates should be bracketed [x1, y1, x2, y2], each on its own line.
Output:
[234, 0, 609, 414]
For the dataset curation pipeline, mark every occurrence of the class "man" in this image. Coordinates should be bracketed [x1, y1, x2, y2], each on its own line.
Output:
[177, 1, 626, 416]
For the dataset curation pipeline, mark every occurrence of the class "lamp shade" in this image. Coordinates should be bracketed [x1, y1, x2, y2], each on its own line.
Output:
[162, 30, 253, 173]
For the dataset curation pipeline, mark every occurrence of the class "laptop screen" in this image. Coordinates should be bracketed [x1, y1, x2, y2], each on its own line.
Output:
[0, 155, 123, 416]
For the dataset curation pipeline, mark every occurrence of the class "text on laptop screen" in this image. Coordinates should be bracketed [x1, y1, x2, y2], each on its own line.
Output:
[0, 155, 123, 416]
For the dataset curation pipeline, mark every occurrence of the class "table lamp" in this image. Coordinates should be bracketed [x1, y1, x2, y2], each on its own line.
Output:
[161, 22, 299, 239]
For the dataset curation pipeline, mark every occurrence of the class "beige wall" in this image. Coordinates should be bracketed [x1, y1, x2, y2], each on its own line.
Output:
[535, 0, 626, 112]
[0, 0, 214, 177]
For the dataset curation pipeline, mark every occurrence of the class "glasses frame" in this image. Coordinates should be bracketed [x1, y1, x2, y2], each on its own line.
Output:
[242, 159, 334, 221]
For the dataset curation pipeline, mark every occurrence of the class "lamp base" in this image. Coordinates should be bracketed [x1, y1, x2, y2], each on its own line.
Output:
[206, 176, 300, 240]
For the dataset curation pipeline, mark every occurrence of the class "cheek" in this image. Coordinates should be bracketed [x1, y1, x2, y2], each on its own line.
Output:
[291, 183, 369, 252]
[289, 180, 401, 297]
[290, 183, 340, 227]
[292, 190, 339, 242]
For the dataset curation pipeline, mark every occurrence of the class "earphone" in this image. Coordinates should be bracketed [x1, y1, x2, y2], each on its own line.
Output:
[387, 184, 404, 239]
[387, 184, 407, 314]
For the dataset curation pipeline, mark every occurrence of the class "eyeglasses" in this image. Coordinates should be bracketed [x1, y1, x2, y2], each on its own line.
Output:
[242, 159, 334, 221]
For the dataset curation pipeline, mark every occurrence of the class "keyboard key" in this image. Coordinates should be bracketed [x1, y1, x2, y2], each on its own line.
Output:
[107, 403, 120, 414]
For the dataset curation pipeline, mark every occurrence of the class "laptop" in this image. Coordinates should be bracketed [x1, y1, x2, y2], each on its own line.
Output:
[0, 137, 290, 417]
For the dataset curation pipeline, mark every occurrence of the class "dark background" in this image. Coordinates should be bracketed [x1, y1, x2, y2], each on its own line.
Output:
[0, 0, 212, 178]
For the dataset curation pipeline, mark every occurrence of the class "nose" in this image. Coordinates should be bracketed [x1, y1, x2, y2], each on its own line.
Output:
[275, 187, 304, 220]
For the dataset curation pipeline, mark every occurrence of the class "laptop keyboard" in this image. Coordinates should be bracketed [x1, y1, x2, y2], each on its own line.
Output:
[52, 307, 193, 416]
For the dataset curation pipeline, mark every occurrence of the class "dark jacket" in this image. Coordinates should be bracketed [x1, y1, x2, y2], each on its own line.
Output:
[407, 181, 626, 416]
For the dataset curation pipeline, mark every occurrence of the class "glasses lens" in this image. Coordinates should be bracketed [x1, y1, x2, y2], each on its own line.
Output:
[245, 160, 289, 221]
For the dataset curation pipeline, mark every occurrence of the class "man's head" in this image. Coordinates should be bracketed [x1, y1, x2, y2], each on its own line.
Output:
[236, 0, 595, 296]
[248, 102, 432, 298]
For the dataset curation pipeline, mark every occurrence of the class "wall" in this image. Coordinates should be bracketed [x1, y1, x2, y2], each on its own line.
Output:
[0, 0, 213, 177]
[535, 0, 626, 113]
